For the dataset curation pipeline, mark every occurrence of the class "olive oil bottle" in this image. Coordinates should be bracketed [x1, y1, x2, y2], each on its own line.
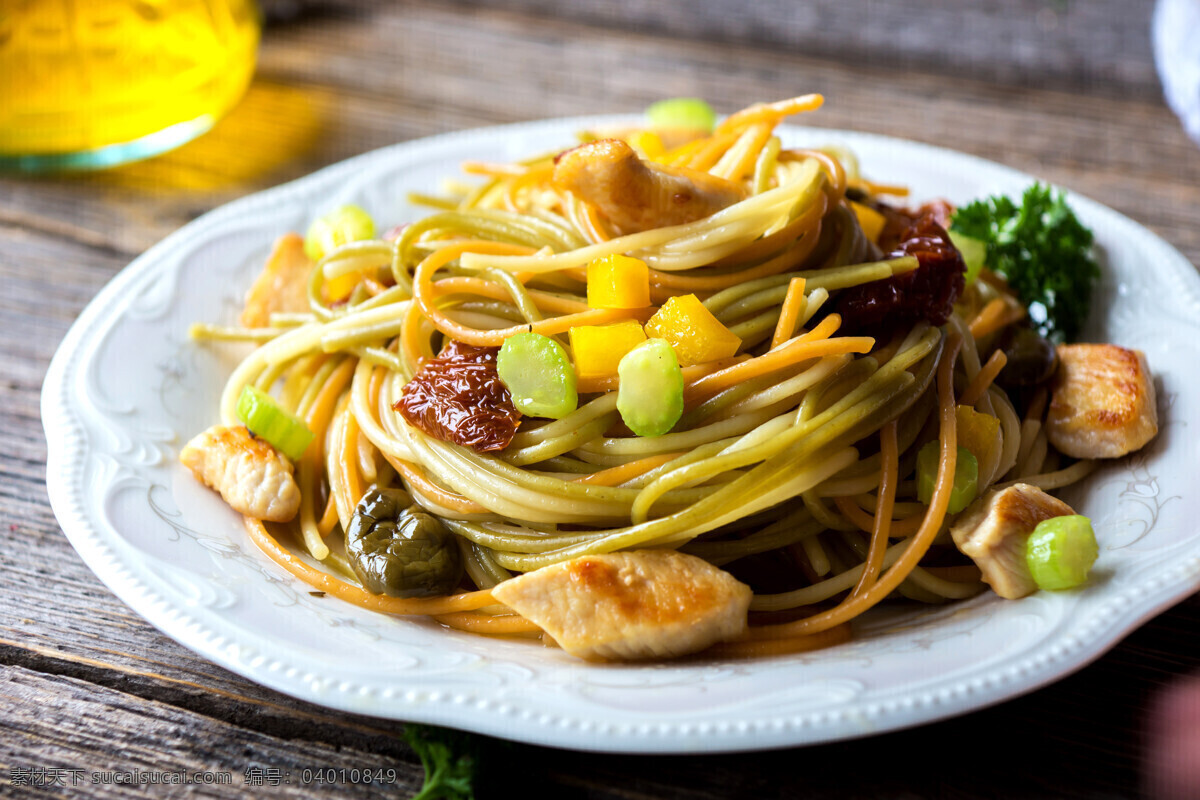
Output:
[0, 0, 260, 170]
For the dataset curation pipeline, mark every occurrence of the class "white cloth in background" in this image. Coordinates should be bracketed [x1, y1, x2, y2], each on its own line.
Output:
[1155, 0, 1200, 144]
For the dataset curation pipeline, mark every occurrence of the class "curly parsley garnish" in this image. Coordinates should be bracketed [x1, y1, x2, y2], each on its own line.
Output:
[951, 183, 1100, 343]
[403, 724, 478, 800]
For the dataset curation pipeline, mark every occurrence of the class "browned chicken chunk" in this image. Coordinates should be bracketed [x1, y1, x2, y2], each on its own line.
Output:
[950, 483, 1076, 599]
[552, 139, 746, 234]
[240, 233, 313, 328]
[1045, 343, 1157, 459]
[180, 424, 301, 522]
[490, 549, 751, 660]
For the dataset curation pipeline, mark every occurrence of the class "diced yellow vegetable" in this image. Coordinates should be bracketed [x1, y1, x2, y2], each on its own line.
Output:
[625, 130, 665, 161]
[587, 254, 651, 309]
[643, 294, 741, 366]
[956, 404, 1001, 468]
[569, 320, 648, 379]
[305, 204, 377, 302]
[325, 272, 360, 302]
[849, 200, 886, 245]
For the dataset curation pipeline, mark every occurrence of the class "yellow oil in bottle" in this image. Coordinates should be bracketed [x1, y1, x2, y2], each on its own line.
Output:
[0, 0, 260, 169]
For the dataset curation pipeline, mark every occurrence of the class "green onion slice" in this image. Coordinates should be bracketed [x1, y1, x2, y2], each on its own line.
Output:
[916, 442, 978, 514]
[303, 204, 376, 262]
[496, 332, 578, 419]
[617, 338, 684, 437]
[948, 228, 987, 285]
[645, 98, 717, 133]
[236, 385, 315, 461]
[1025, 515, 1099, 591]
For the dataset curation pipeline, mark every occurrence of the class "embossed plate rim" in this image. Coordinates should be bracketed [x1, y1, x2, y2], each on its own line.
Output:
[43, 116, 1200, 753]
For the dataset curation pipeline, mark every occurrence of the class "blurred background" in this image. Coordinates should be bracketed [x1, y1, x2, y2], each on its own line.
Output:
[3, 0, 1194, 257]
[3, 1, 1199, 798]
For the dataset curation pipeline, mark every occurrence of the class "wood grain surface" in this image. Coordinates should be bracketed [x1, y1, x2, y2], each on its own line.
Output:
[3, 1, 1199, 797]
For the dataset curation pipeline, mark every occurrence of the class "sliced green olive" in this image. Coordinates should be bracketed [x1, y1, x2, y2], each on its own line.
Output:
[346, 487, 462, 597]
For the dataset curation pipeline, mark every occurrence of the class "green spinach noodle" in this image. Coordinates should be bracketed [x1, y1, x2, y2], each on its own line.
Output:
[187, 95, 1100, 660]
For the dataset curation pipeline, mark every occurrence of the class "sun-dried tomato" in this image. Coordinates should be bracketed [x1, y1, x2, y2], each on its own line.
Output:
[872, 199, 955, 251]
[395, 340, 521, 452]
[835, 212, 966, 337]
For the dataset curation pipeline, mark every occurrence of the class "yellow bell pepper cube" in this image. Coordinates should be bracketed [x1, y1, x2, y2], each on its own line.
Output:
[849, 200, 886, 245]
[569, 320, 648, 379]
[625, 130, 665, 161]
[955, 404, 1001, 471]
[643, 294, 741, 366]
[587, 254, 651, 309]
[325, 271, 361, 302]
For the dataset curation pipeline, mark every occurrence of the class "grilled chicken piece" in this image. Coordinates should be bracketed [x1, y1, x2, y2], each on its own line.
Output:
[950, 483, 1076, 599]
[1045, 343, 1157, 459]
[552, 139, 746, 234]
[240, 233, 313, 328]
[490, 550, 751, 661]
[180, 425, 301, 522]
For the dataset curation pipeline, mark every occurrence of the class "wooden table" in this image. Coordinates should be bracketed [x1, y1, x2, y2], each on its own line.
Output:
[4, 1, 1199, 796]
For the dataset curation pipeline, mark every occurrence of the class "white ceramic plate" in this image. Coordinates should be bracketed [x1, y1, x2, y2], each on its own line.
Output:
[43, 118, 1200, 753]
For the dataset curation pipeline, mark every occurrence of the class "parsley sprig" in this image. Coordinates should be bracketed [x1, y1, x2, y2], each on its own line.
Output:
[951, 183, 1100, 343]
[403, 724, 478, 800]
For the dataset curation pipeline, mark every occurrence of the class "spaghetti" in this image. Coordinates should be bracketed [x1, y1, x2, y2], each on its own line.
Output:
[189, 96, 1104, 660]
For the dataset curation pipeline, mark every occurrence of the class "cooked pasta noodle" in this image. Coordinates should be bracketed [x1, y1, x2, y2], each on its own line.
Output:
[193, 95, 1103, 659]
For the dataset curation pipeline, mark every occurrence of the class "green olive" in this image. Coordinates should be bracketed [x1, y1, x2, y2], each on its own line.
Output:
[346, 487, 463, 597]
[997, 325, 1058, 389]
